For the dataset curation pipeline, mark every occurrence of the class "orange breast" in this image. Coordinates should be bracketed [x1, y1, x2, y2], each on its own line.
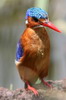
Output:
[17, 27, 50, 83]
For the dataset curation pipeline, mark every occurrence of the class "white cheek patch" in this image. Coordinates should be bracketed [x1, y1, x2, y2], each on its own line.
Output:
[25, 20, 28, 24]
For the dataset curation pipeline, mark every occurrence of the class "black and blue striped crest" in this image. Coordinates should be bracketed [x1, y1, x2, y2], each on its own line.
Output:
[25, 7, 48, 19]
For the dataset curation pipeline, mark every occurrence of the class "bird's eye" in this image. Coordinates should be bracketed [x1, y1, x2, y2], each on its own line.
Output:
[45, 16, 48, 19]
[32, 17, 38, 22]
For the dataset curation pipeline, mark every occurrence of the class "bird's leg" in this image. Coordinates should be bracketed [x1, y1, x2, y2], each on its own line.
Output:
[25, 81, 39, 96]
[41, 79, 53, 88]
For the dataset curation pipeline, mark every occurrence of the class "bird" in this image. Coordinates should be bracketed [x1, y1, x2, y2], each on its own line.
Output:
[15, 7, 61, 95]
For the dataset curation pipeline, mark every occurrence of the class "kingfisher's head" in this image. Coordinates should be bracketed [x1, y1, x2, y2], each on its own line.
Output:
[25, 7, 61, 32]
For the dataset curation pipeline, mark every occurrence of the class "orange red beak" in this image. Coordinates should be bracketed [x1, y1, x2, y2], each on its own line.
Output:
[41, 21, 61, 33]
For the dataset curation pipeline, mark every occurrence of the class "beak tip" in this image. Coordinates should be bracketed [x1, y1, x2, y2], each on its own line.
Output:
[58, 30, 62, 33]
[41, 21, 62, 33]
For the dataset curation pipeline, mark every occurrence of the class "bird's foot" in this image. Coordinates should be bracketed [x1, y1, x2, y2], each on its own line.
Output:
[41, 79, 53, 88]
[26, 82, 39, 96]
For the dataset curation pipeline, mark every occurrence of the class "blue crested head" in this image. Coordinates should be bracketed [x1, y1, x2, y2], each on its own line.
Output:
[25, 7, 61, 32]
[25, 7, 48, 19]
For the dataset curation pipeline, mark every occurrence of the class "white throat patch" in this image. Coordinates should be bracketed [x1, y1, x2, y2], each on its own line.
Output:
[33, 25, 44, 29]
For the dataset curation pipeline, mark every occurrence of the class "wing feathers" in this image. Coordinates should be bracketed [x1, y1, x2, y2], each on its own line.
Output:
[16, 40, 24, 61]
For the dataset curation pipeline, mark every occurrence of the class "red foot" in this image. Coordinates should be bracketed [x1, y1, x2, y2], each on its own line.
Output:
[26, 82, 39, 96]
[41, 79, 53, 88]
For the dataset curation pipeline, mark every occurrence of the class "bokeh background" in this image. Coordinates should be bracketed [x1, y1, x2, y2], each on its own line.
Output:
[0, 0, 66, 89]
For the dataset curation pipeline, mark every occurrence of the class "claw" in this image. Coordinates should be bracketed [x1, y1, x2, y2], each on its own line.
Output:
[41, 79, 53, 88]
[26, 82, 39, 96]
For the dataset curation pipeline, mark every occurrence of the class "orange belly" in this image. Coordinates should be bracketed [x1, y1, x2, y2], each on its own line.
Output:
[16, 27, 50, 83]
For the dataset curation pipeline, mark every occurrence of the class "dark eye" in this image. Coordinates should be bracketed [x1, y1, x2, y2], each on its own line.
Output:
[32, 17, 38, 22]
[45, 16, 48, 19]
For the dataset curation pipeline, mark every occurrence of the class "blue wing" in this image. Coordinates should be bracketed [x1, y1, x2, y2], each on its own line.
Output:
[16, 40, 24, 61]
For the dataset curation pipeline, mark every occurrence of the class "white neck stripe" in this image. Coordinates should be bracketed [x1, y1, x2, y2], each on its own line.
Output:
[25, 20, 28, 24]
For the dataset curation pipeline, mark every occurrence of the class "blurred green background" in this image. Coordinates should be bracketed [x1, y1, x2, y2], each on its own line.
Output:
[0, 0, 66, 89]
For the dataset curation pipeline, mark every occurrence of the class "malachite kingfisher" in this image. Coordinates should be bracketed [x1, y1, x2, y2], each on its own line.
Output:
[15, 7, 61, 95]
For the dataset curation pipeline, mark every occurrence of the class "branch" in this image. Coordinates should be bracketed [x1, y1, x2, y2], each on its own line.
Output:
[0, 79, 66, 100]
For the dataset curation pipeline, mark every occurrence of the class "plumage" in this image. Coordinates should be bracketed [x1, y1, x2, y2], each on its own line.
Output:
[15, 7, 61, 95]
[25, 7, 48, 19]
[16, 40, 24, 61]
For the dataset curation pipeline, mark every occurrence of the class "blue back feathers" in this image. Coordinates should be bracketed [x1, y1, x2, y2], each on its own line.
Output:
[25, 7, 48, 19]
[16, 40, 24, 61]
